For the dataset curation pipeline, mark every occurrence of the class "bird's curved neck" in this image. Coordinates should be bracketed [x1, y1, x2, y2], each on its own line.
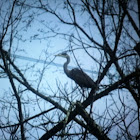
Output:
[64, 56, 70, 77]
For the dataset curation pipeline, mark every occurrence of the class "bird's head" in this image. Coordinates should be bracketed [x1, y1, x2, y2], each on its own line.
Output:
[55, 52, 69, 58]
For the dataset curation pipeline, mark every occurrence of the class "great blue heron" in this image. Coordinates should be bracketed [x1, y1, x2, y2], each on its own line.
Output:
[55, 52, 96, 88]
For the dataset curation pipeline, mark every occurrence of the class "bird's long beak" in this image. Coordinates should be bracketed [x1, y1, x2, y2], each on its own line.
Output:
[55, 54, 60, 57]
[55, 54, 64, 57]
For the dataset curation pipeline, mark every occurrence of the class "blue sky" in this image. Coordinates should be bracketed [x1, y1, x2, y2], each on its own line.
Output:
[0, 0, 139, 139]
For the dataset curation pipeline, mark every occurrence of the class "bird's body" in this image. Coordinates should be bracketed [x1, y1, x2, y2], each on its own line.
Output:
[56, 52, 96, 88]
[68, 68, 96, 88]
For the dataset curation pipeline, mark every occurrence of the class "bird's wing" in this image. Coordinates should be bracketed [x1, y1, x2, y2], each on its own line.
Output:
[69, 68, 95, 87]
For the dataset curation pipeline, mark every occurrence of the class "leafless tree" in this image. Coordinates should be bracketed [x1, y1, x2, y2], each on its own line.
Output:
[0, 0, 139, 140]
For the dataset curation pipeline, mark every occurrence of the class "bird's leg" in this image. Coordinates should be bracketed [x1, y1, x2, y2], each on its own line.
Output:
[72, 86, 86, 101]
[75, 86, 83, 101]
[81, 88, 86, 98]
[70, 86, 81, 101]
[72, 86, 78, 92]
[79, 87, 87, 101]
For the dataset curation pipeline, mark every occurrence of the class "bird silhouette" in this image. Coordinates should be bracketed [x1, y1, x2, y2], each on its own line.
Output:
[55, 52, 96, 88]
